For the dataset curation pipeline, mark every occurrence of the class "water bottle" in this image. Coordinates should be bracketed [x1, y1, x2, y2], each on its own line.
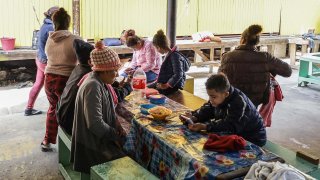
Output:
[132, 67, 146, 102]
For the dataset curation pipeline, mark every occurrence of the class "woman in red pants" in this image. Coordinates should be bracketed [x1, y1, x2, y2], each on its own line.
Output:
[42, 8, 80, 151]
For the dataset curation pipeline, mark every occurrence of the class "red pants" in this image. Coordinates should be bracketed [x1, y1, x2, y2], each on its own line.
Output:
[44, 73, 68, 144]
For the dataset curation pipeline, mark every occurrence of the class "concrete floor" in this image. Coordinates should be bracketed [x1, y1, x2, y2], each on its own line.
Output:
[0, 63, 319, 179]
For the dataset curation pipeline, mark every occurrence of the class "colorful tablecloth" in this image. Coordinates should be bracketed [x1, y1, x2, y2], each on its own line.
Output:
[122, 95, 280, 179]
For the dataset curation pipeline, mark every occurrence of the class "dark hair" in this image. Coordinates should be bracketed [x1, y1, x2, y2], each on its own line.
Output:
[152, 29, 170, 49]
[73, 39, 94, 64]
[205, 73, 230, 92]
[126, 35, 143, 47]
[241, 24, 263, 46]
[52, 8, 71, 31]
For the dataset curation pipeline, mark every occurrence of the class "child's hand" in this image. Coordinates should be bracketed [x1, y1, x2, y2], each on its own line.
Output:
[157, 83, 170, 89]
[188, 123, 207, 132]
[124, 68, 134, 75]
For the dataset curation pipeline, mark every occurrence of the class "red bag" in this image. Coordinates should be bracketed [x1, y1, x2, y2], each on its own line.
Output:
[271, 76, 283, 101]
[259, 76, 283, 127]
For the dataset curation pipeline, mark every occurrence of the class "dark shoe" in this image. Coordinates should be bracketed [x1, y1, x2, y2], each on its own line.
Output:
[24, 109, 42, 116]
[41, 142, 52, 152]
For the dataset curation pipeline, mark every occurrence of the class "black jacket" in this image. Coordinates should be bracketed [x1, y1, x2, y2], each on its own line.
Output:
[157, 50, 189, 89]
[192, 86, 266, 146]
[219, 45, 292, 106]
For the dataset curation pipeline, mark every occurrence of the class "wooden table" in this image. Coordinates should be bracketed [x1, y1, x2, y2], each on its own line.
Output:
[0, 36, 291, 73]
[288, 38, 320, 67]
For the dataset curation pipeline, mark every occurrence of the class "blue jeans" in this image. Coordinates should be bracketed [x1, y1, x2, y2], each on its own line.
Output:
[145, 71, 158, 83]
[121, 70, 158, 83]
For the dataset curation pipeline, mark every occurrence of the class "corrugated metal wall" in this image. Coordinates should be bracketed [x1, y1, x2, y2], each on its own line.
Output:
[0, 0, 72, 47]
[176, 0, 198, 36]
[1, 0, 320, 47]
[80, 0, 167, 40]
[198, 0, 281, 34]
[281, 0, 320, 35]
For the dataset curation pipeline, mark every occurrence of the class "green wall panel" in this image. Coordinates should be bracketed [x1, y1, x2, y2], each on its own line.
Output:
[176, 0, 198, 36]
[1, 0, 320, 48]
[80, 0, 167, 40]
[0, 0, 72, 47]
[198, 0, 280, 34]
[281, 0, 320, 35]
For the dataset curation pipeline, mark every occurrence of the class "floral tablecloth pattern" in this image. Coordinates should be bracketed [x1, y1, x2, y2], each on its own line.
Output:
[122, 95, 279, 179]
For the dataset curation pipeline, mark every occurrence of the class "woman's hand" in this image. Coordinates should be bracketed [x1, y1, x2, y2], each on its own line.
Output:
[188, 123, 207, 132]
[124, 68, 134, 75]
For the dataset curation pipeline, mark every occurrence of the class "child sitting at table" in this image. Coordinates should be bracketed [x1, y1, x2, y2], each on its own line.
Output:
[148, 29, 190, 95]
[122, 30, 162, 83]
[181, 73, 266, 146]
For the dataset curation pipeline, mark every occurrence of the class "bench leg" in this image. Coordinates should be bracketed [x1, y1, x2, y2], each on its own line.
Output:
[59, 136, 71, 166]
[289, 43, 297, 66]
[81, 172, 90, 180]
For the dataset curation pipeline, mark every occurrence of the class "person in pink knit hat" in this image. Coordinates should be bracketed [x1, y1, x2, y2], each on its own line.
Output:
[70, 41, 126, 174]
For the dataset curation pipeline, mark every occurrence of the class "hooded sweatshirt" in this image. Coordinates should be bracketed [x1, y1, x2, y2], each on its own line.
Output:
[45, 30, 81, 77]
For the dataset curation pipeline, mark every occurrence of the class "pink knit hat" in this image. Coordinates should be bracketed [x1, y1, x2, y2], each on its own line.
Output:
[90, 41, 122, 71]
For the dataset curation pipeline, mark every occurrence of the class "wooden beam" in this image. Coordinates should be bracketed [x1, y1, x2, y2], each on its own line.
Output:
[73, 0, 80, 36]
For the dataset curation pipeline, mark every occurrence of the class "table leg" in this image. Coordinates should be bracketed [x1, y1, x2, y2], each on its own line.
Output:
[289, 43, 297, 66]
[267, 45, 275, 56]
[312, 42, 319, 53]
[301, 45, 308, 55]
[209, 47, 215, 73]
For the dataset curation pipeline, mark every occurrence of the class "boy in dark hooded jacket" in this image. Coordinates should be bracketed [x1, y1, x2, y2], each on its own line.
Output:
[181, 73, 266, 146]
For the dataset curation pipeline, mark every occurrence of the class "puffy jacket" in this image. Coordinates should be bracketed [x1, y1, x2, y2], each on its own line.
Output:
[193, 86, 266, 146]
[218, 45, 292, 107]
[37, 18, 54, 63]
[157, 49, 189, 89]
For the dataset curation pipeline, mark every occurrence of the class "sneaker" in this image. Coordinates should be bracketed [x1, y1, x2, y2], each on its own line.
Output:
[24, 109, 42, 116]
[41, 142, 52, 152]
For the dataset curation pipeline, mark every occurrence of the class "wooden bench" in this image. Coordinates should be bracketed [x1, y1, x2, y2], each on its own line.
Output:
[91, 156, 158, 180]
[184, 75, 194, 94]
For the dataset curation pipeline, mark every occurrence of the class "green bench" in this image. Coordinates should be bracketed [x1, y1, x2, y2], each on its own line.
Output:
[91, 156, 158, 180]
[58, 127, 89, 180]
[58, 127, 156, 180]
[298, 53, 320, 86]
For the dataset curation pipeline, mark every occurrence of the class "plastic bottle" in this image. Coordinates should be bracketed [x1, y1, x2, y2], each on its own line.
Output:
[132, 67, 146, 102]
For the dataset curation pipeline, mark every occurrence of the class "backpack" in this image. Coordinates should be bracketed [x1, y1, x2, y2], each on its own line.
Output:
[174, 51, 191, 72]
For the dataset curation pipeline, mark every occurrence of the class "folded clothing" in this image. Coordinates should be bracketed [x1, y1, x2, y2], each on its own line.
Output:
[203, 134, 246, 152]
[244, 160, 314, 180]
